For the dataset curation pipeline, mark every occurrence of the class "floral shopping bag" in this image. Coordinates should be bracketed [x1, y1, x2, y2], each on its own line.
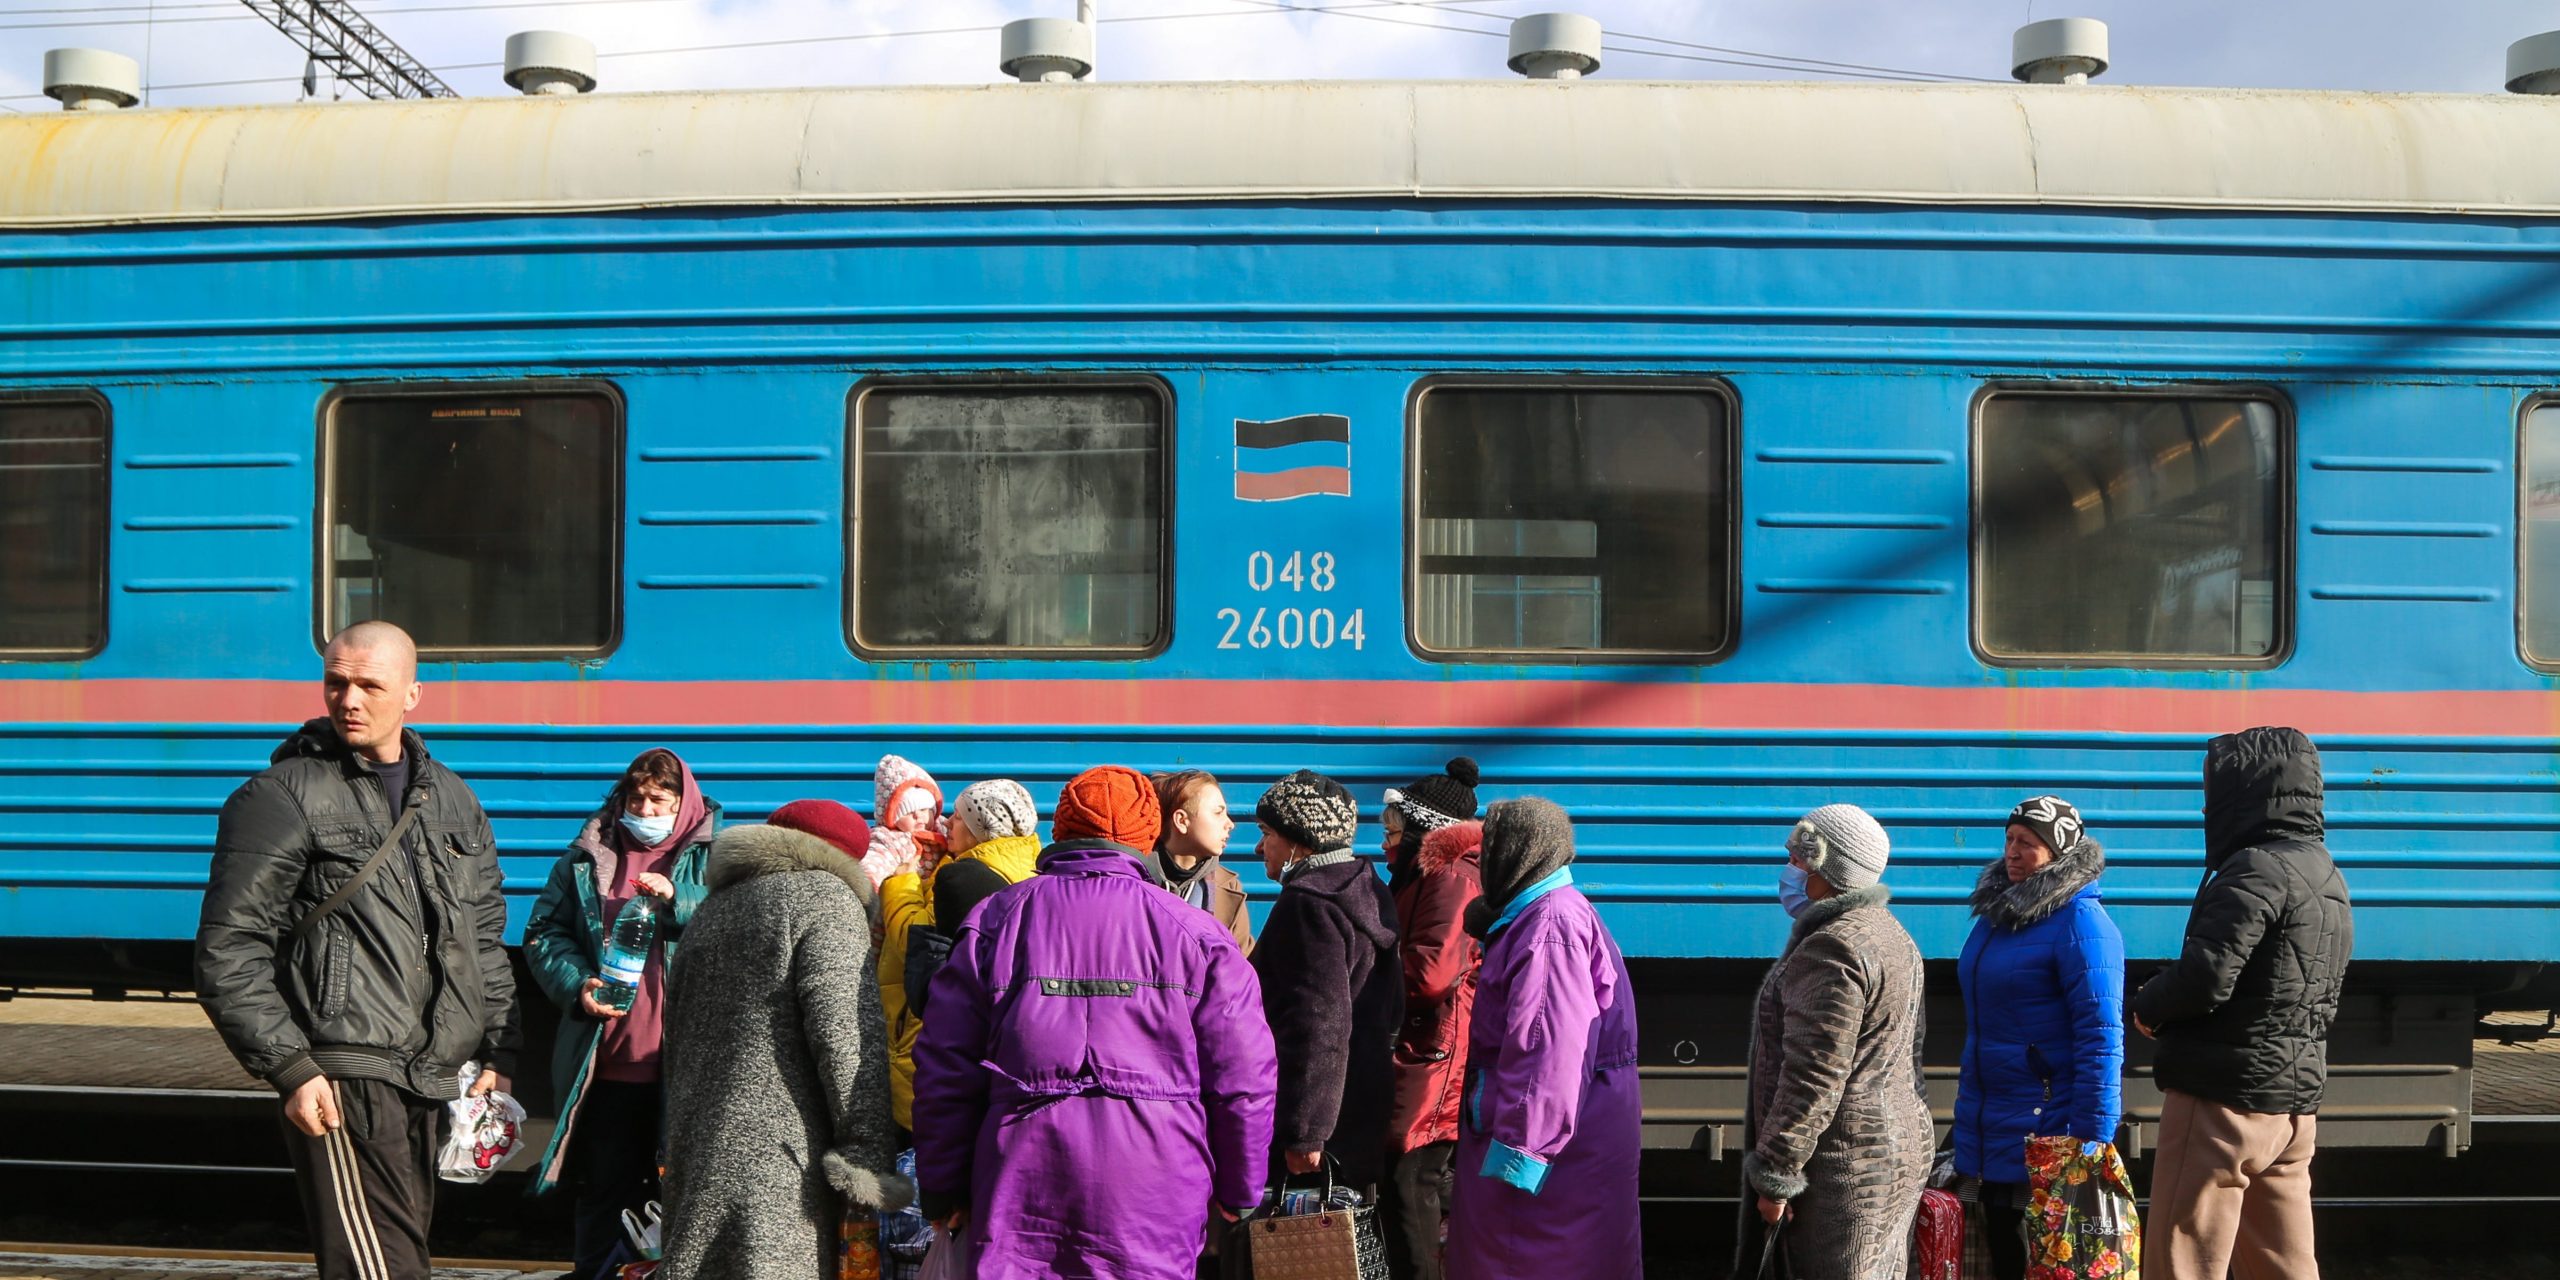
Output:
[2023, 1136, 2141, 1280]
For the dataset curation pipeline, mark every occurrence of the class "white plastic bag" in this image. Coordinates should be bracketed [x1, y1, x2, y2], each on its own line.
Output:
[437, 1061, 527, 1184]
[917, 1224, 972, 1280]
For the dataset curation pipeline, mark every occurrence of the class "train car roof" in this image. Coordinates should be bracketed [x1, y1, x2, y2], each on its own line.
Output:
[5, 79, 2559, 228]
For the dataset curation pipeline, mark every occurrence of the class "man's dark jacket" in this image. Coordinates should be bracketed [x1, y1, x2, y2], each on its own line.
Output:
[1250, 854, 1403, 1189]
[196, 718, 519, 1098]
[2132, 726, 2354, 1115]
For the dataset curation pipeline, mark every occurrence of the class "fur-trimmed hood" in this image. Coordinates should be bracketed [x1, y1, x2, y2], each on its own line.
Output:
[705, 822, 881, 919]
[1415, 819, 1483, 878]
[1970, 838, 2106, 930]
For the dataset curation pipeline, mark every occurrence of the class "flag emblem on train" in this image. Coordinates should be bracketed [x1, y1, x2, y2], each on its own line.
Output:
[1235, 414, 1351, 501]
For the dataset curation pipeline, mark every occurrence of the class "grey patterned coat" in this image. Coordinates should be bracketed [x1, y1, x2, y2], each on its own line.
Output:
[1739, 884, 1932, 1280]
[660, 823, 912, 1280]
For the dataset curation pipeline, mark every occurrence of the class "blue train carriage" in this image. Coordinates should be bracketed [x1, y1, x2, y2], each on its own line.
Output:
[1, 79, 2556, 1154]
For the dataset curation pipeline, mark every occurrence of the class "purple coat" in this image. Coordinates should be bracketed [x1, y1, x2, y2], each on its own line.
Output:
[1447, 877, 1643, 1280]
[912, 842, 1277, 1280]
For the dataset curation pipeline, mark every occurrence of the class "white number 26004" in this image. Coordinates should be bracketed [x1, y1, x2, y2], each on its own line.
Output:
[1217, 549, 1363, 650]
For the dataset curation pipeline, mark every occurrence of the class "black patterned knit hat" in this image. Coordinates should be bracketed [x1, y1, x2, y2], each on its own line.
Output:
[1385, 756, 1482, 833]
[2007, 795, 2088, 858]
[1256, 769, 1358, 852]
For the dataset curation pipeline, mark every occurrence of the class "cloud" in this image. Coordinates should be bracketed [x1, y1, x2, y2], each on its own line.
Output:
[0, 0, 2548, 109]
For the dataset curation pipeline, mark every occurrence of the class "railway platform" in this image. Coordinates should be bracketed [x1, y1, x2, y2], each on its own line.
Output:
[0, 1249, 554, 1279]
[0, 994, 2551, 1278]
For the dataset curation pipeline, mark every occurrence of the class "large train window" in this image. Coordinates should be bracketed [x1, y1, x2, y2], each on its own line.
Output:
[0, 393, 109, 659]
[1975, 388, 2288, 667]
[849, 379, 1168, 656]
[320, 384, 620, 658]
[2525, 400, 2560, 670]
[1408, 379, 1735, 662]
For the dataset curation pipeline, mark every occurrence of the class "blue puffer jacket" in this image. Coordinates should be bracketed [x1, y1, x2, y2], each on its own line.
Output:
[1954, 843, 2125, 1185]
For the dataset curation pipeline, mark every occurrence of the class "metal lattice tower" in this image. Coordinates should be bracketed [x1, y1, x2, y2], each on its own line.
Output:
[240, 0, 456, 99]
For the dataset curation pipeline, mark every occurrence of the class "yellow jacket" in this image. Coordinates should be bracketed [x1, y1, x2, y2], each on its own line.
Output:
[880, 833, 1043, 1130]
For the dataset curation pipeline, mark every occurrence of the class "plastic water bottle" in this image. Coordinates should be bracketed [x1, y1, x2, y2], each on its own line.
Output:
[597, 897, 658, 1014]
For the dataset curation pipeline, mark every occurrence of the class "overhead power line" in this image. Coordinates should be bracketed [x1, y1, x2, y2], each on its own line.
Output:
[0, 0, 1987, 102]
[237, 0, 455, 98]
[0, 0, 695, 30]
[1222, 0, 1991, 83]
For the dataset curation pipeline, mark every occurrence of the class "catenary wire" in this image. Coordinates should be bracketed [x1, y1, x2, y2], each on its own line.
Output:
[0, 0, 1985, 100]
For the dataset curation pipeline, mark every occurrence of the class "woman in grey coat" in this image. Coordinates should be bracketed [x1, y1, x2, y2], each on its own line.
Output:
[660, 800, 912, 1280]
[1738, 804, 1932, 1280]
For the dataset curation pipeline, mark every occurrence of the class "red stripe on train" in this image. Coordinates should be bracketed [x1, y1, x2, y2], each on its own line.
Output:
[1234, 466, 1352, 501]
[0, 679, 2552, 736]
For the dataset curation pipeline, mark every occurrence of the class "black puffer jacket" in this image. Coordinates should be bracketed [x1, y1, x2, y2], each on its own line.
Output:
[2132, 727, 2354, 1115]
[196, 719, 518, 1098]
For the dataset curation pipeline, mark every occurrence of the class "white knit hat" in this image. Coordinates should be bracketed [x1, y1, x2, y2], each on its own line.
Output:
[953, 778, 1039, 841]
[1788, 803, 1891, 891]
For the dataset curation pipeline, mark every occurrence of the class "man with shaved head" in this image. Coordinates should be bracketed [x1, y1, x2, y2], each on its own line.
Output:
[198, 621, 518, 1280]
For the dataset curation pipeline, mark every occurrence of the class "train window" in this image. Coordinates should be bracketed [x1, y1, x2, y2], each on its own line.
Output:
[0, 395, 109, 659]
[322, 385, 619, 657]
[1976, 390, 2287, 666]
[2526, 401, 2560, 669]
[1410, 381, 1734, 661]
[850, 381, 1168, 655]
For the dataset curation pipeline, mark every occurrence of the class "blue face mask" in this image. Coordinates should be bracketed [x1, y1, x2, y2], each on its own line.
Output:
[621, 811, 677, 846]
[1779, 864, 1812, 918]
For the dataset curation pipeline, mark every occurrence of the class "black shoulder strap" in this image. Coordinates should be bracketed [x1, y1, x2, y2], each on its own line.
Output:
[290, 793, 428, 943]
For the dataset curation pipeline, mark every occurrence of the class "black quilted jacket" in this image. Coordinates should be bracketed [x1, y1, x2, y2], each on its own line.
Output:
[195, 719, 518, 1098]
[2132, 727, 2355, 1115]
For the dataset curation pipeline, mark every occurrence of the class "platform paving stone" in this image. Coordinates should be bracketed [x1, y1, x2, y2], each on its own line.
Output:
[2474, 1010, 2560, 1116]
[0, 1000, 257, 1092]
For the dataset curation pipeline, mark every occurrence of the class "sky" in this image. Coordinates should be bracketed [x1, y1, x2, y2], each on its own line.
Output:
[0, 0, 2556, 111]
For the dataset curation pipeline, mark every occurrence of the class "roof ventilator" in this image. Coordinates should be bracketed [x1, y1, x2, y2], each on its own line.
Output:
[504, 30, 598, 96]
[42, 47, 141, 111]
[1001, 19, 1094, 83]
[1508, 13, 1602, 80]
[2012, 18, 2109, 85]
[2508, 31, 2560, 95]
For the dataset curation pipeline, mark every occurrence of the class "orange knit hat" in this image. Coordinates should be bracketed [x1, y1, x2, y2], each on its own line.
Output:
[1052, 765, 1162, 850]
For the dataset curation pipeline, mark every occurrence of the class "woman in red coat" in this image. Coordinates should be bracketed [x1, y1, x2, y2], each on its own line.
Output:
[1380, 758, 1483, 1280]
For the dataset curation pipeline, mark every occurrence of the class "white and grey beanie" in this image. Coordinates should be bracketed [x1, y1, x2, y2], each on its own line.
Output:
[1788, 803, 1892, 891]
[953, 778, 1039, 842]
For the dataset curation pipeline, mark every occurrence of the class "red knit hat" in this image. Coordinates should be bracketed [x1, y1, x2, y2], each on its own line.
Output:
[1052, 765, 1161, 850]
[767, 799, 872, 862]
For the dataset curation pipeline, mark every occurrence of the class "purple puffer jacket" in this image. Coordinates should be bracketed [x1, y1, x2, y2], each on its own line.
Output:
[912, 841, 1277, 1280]
[1447, 879, 1643, 1280]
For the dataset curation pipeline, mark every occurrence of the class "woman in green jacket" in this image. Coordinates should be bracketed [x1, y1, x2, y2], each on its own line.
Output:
[525, 748, 718, 1280]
